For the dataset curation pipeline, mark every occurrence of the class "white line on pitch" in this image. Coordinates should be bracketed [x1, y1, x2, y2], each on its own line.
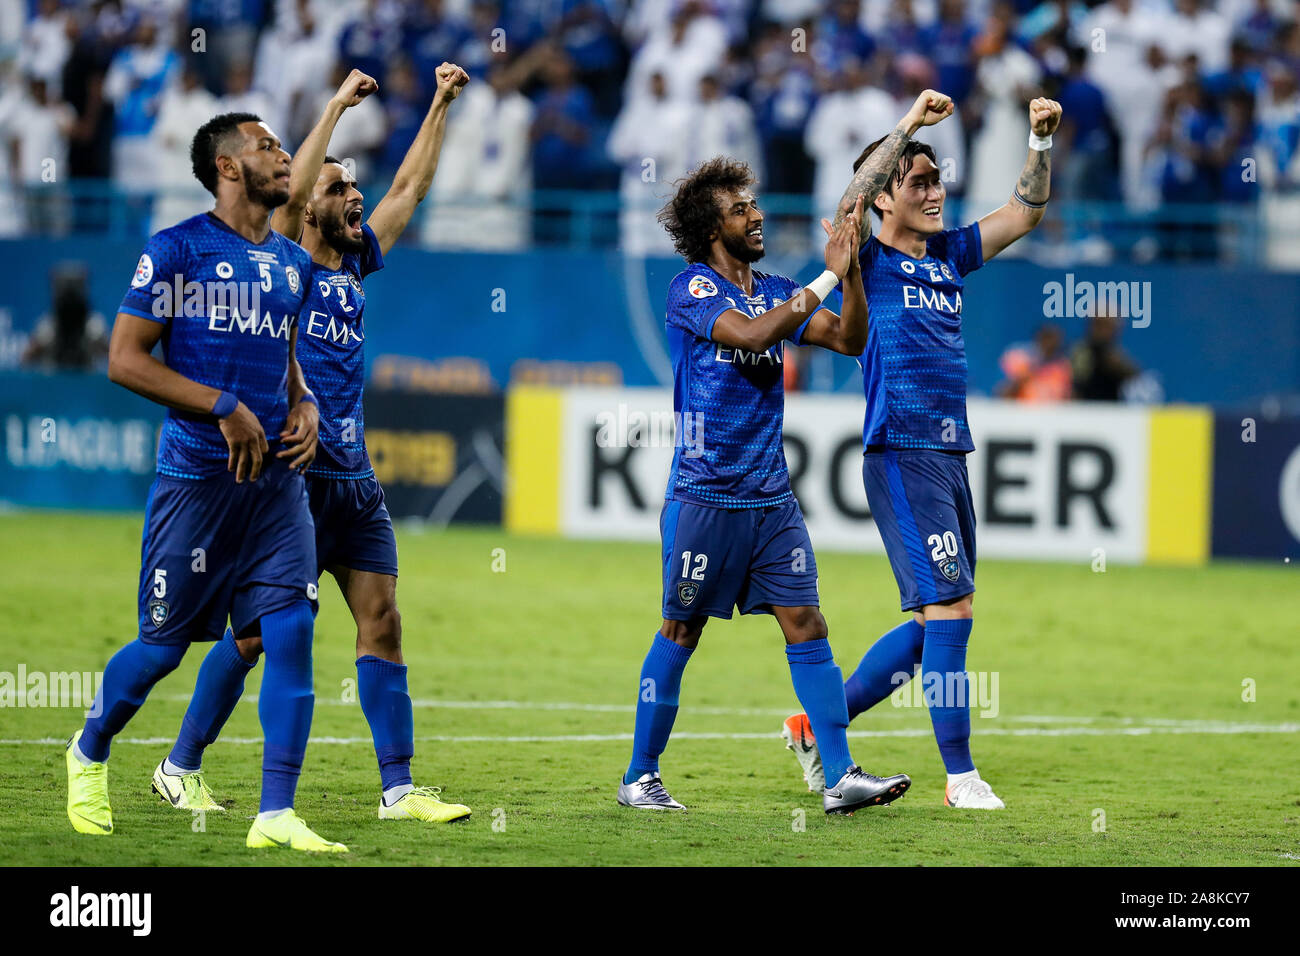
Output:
[4, 722, 1298, 746]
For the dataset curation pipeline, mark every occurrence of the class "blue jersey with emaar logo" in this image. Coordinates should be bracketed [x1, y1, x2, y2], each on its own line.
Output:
[296, 223, 385, 478]
[664, 263, 813, 509]
[857, 223, 983, 452]
[118, 213, 313, 479]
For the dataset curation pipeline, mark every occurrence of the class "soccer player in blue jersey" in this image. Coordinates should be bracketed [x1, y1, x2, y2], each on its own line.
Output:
[783, 91, 1063, 810]
[64, 110, 348, 851]
[617, 157, 913, 815]
[152, 64, 474, 824]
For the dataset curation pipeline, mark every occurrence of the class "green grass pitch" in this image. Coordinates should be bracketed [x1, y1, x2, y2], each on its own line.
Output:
[1, 511, 1297, 866]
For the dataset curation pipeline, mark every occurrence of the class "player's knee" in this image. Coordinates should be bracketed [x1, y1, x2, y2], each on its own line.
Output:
[138, 640, 187, 680]
[234, 635, 263, 663]
[358, 601, 402, 659]
[785, 607, 828, 644]
[660, 618, 704, 648]
[260, 601, 315, 664]
[925, 594, 973, 621]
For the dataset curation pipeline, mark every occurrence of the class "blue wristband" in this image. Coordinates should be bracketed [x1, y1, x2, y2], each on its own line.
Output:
[298, 391, 318, 408]
[212, 391, 238, 418]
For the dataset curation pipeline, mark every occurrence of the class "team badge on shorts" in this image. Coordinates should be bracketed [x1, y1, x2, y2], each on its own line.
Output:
[677, 582, 699, 607]
[148, 599, 169, 628]
[688, 275, 717, 299]
[938, 558, 961, 583]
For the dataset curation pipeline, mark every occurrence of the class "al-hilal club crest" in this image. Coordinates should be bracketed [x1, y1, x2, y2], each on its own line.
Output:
[938, 558, 960, 583]
[677, 582, 699, 607]
[148, 599, 169, 628]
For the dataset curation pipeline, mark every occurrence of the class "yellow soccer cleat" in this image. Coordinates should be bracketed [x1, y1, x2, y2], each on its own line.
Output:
[378, 786, 471, 823]
[246, 810, 348, 852]
[151, 761, 225, 812]
[66, 731, 113, 835]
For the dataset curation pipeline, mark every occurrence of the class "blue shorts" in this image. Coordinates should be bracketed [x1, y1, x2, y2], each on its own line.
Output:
[307, 475, 399, 578]
[660, 497, 819, 620]
[137, 460, 318, 645]
[863, 449, 976, 612]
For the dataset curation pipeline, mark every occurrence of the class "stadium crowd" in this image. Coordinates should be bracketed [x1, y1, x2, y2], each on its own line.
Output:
[1, 0, 1298, 251]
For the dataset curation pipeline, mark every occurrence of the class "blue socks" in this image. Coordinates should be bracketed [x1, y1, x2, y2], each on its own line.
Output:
[921, 618, 975, 774]
[785, 638, 852, 785]
[356, 655, 414, 792]
[168, 628, 254, 771]
[79, 639, 187, 762]
[257, 602, 316, 812]
[843, 619, 925, 720]
[624, 632, 693, 783]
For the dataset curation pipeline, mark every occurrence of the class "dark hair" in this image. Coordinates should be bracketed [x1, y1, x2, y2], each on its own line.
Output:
[190, 112, 262, 195]
[323, 154, 341, 166]
[659, 157, 756, 263]
[852, 137, 938, 219]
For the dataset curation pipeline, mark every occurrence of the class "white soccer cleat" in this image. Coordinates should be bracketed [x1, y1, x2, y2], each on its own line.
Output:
[616, 772, 685, 810]
[944, 773, 1005, 809]
[781, 713, 825, 793]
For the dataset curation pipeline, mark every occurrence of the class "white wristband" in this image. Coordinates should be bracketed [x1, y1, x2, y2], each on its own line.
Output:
[1029, 131, 1053, 151]
[805, 269, 839, 303]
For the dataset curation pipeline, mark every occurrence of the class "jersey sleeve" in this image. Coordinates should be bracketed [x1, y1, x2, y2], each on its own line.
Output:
[358, 223, 385, 278]
[118, 229, 188, 324]
[665, 270, 734, 340]
[944, 222, 984, 277]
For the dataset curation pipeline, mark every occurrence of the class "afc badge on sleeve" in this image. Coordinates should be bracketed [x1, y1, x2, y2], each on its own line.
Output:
[688, 275, 718, 299]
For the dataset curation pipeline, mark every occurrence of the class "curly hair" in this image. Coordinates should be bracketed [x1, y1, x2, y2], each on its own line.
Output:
[658, 157, 756, 263]
[853, 137, 938, 220]
[190, 112, 262, 196]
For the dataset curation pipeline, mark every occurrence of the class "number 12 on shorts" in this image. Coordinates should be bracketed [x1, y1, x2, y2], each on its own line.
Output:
[680, 551, 708, 581]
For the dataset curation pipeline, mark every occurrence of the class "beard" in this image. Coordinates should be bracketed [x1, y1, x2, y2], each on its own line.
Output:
[319, 213, 366, 254]
[242, 163, 289, 209]
[720, 229, 764, 264]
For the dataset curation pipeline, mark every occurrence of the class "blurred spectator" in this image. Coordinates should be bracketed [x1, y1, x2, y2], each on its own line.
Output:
[403, 0, 470, 97]
[1160, 0, 1231, 73]
[805, 59, 896, 225]
[60, 11, 115, 187]
[898, 53, 966, 195]
[556, 1, 626, 117]
[530, 51, 596, 191]
[1, 73, 75, 235]
[1054, 45, 1116, 201]
[305, 61, 386, 182]
[423, 62, 534, 250]
[997, 323, 1072, 401]
[378, 58, 428, 177]
[1070, 312, 1139, 401]
[608, 70, 689, 254]
[624, 1, 727, 105]
[278, 0, 338, 145]
[750, 24, 817, 195]
[814, 0, 877, 76]
[151, 64, 219, 232]
[967, 2, 1041, 211]
[682, 73, 763, 180]
[104, 18, 178, 194]
[339, 0, 406, 91]
[218, 60, 282, 139]
[189, 0, 267, 93]
[918, 0, 980, 107]
[20, 0, 71, 95]
[21, 264, 109, 371]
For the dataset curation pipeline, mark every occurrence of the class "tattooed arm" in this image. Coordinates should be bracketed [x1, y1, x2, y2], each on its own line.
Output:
[832, 89, 954, 244]
[978, 97, 1062, 261]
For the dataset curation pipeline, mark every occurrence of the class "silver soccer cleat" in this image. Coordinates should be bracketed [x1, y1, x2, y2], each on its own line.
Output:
[617, 772, 686, 811]
[823, 766, 911, 815]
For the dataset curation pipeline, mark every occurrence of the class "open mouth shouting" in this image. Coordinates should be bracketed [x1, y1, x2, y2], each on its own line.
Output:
[346, 205, 364, 238]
